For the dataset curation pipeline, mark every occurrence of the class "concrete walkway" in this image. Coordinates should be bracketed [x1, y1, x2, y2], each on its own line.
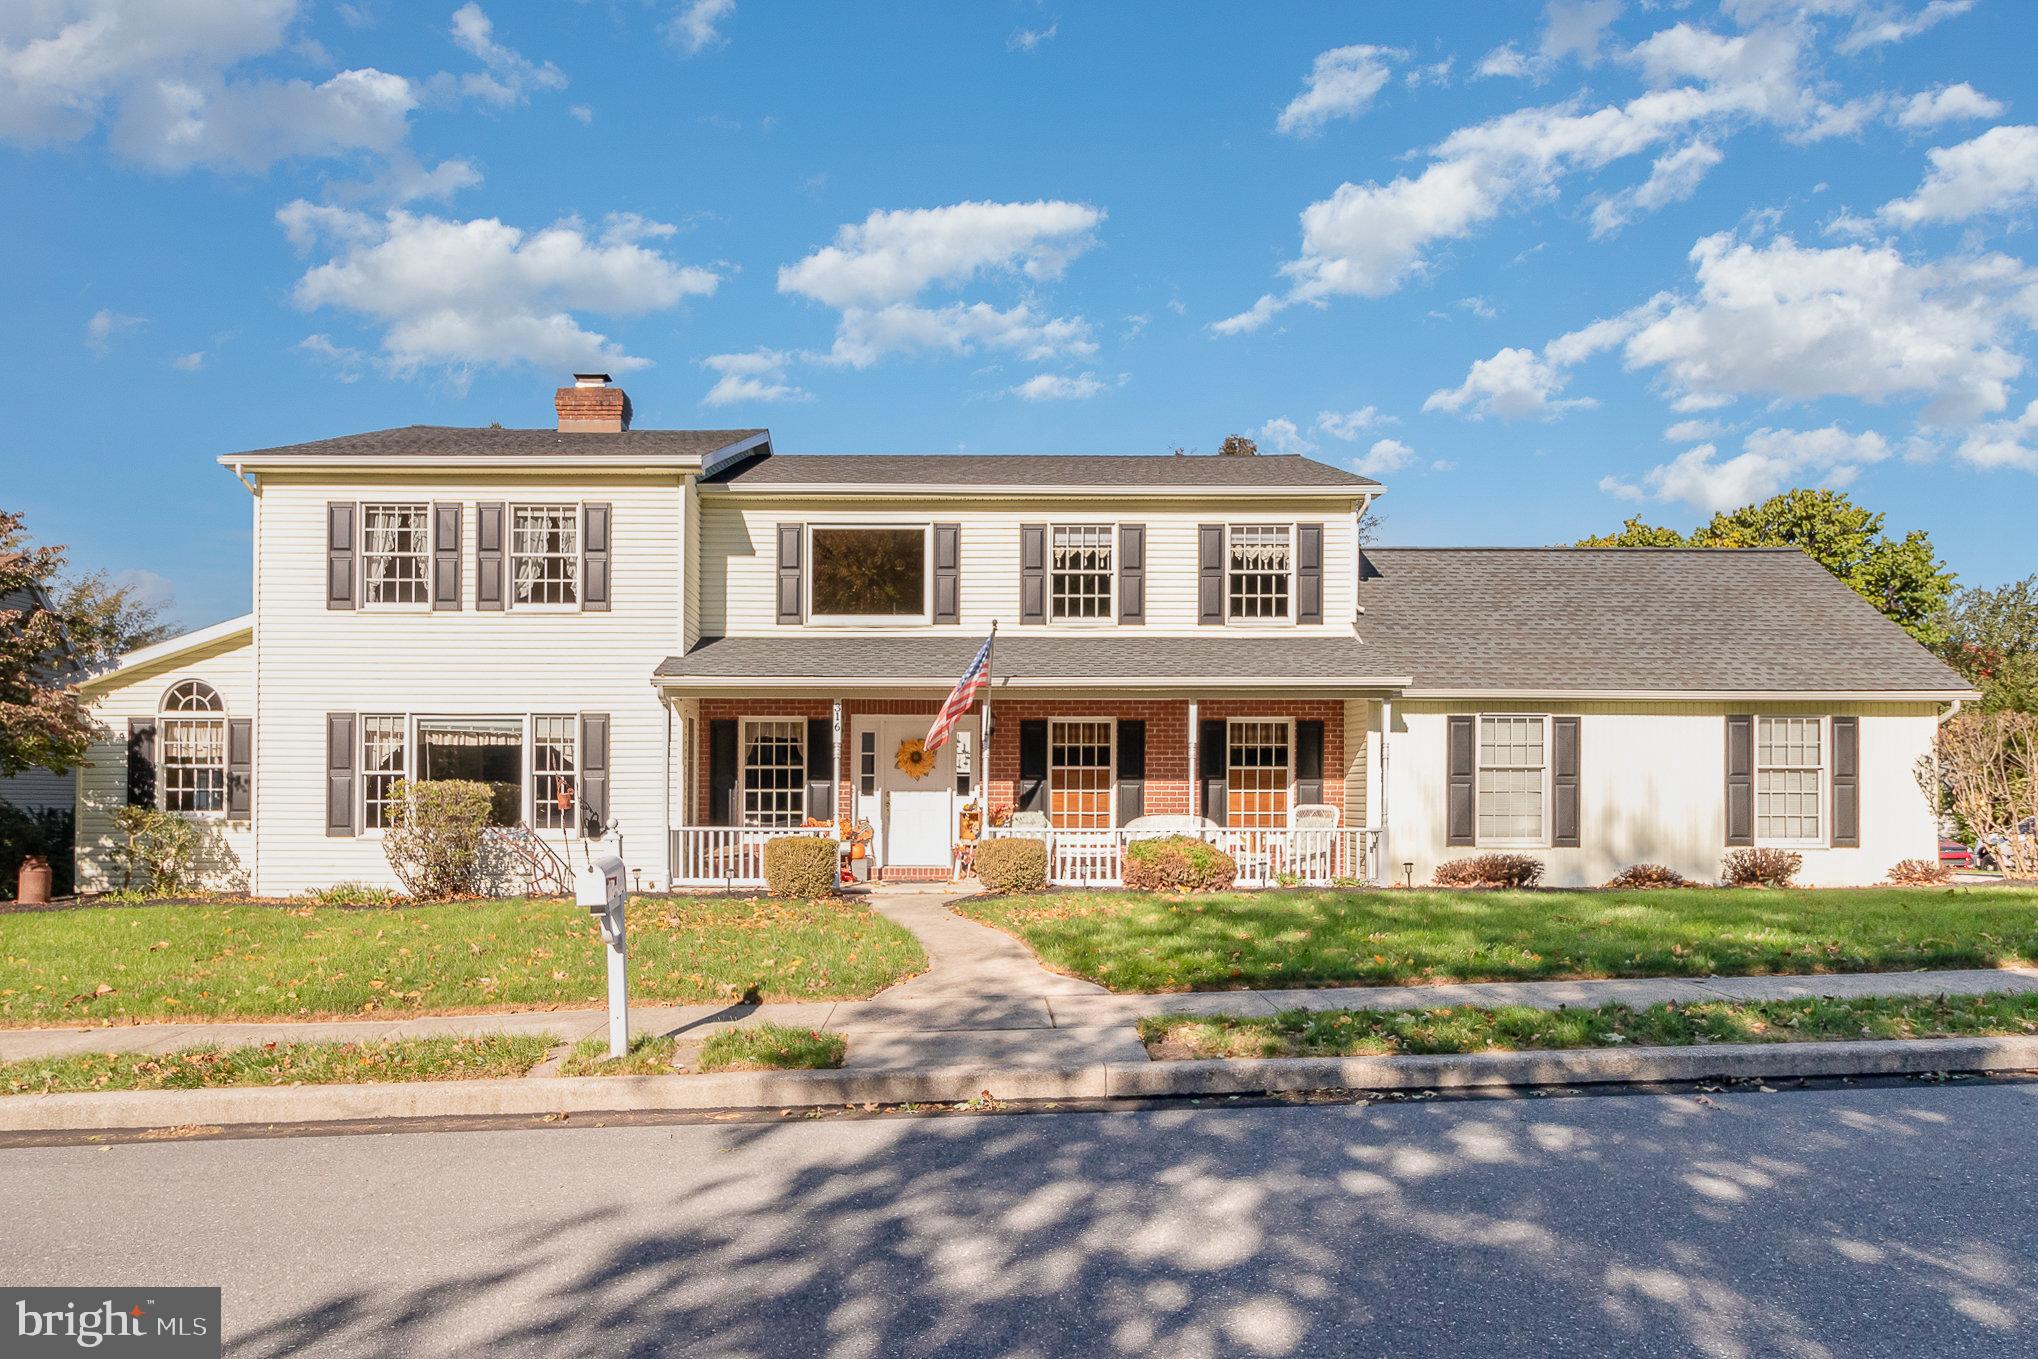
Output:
[6, 888, 2038, 1075]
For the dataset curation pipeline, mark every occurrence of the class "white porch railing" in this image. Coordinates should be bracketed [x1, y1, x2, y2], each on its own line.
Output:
[983, 826, 1383, 889]
[670, 826, 818, 888]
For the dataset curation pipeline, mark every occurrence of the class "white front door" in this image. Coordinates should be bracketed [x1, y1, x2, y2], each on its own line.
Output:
[864, 718, 954, 869]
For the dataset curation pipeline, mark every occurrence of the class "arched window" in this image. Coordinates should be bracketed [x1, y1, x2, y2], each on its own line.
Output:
[160, 680, 227, 813]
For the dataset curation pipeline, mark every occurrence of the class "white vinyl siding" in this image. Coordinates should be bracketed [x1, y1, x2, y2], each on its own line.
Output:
[1477, 714, 1548, 846]
[1757, 716, 1824, 845]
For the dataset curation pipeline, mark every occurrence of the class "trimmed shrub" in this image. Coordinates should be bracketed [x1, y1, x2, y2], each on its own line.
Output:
[111, 806, 204, 897]
[1433, 853, 1545, 889]
[1721, 846, 1803, 888]
[299, 881, 400, 907]
[382, 779, 493, 901]
[762, 835, 840, 899]
[1123, 835, 1238, 892]
[974, 837, 1048, 894]
[1605, 863, 1689, 890]
[1887, 857, 1952, 886]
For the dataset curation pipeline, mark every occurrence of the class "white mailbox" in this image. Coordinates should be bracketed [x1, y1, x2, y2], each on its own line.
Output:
[576, 850, 627, 915]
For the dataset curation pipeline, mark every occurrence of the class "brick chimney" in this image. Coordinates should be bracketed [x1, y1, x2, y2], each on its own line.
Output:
[555, 373, 631, 432]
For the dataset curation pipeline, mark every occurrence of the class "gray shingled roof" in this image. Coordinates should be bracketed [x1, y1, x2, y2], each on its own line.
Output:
[224, 426, 766, 460]
[1359, 547, 1971, 694]
[702, 452, 1378, 489]
[656, 634, 1405, 684]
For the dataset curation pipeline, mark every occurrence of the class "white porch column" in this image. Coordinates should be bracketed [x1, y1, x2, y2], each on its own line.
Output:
[1186, 699, 1199, 820]
[1378, 697, 1394, 885]
[831, 699, 843, 825]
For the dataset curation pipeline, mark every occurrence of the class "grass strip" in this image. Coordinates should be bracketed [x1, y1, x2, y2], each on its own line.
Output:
[0, 1035, 551, 1095]
[955, 885, 2038, 993]
[1140, 991, 2038, 1060]
[560, 1023, 847, 1076]
[0, 896, 925, 1026]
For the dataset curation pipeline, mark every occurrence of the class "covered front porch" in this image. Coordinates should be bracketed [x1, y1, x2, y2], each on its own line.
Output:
[654, 634, 1402, 890]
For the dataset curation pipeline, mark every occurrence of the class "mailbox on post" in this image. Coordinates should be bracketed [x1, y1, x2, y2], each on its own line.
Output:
[576, 844, 630, 1058]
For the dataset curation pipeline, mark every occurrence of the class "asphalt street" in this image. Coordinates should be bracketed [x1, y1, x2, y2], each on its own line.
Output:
[5, 1080, 2035, 1358]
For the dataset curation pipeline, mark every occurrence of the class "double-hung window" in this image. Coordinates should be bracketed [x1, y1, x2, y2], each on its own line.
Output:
[160, 680, 226, 815]
[1226, 719, 1291, 829]
[1050, 526, 1113, 621]
[1756, 716, 1823, 844]
[1227, 525, 1291, 621]
[361, 716, 407, 830]
[1048, 719, 1114, 828]
[742, 719, 806, 827]
[512, 506, 579, 606]
[361, 504, 429, 606]
[1477, 715, 1548, 845]
[532, 717, 579, 830]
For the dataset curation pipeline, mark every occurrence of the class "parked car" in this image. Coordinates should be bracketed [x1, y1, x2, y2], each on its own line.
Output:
[1976, 818, 2036, 873]
[1940, 838, 1974, 869]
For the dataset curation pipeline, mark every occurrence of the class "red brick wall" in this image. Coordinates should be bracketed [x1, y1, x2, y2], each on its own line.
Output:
[693, 696, 1345, 826]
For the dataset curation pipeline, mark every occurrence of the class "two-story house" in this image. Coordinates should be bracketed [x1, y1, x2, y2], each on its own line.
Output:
[72, 375, 1975, 895]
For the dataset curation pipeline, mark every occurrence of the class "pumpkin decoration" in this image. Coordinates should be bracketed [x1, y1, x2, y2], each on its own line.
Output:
[895, 737, 937, 780]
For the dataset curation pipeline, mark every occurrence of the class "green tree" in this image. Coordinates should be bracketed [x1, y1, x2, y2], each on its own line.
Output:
[1216, 434, 1259, 457]
[1577, 489, 1955, 645]
[53, 568, 172, 666]
[1938, 575, 2038, 712]
[0, 509, 96, 777]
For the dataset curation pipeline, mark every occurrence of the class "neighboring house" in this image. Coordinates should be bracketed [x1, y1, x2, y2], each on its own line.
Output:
[72, 375, 1975, 895]
[1, 576, 79, 818]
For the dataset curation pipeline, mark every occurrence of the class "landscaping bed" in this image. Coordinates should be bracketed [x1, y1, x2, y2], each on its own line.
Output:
[0, 1035, 548, 1095]
[954, 886, 2038, 992]
[1142, 991, 2038, 1061]
[0, 896, 924, 1026]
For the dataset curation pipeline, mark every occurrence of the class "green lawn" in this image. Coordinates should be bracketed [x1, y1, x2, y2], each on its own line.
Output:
[954, 886, 2038, 993]
[1, 1035, 549, 1095]
[1143, 992, 2038, 1061]
[560, 1023, 845, 1075]
[0, 896, 924, 1026]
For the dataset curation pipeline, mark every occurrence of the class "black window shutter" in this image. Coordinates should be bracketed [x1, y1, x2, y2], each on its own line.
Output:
[1295, 719, 1325, 808]
[1446, 715, 1475, 847]
[776, 524, 803, 625]
[1017, 719, 1049, 811]
[1197, 525, 1225, 624]
[709, 719, 739, 826]
[931, 523, 960, 625]
[1725, 715, 1755, 847]
[1117, 523, 1145, 624]
[579, 713, 610, 832]
[326, 502, 356, 610]
[805, 716, 834, 821]
[1831, 716, 1860, 847]
[1296, 523, 1324, 625]
[227, 718, 254, 821]
[326, 713, 356, 837]
[1019, 525, 1047, 624]
[1199, 718, 1228, 822]
[431, 503, 462, 611]
[1115, 719, 1146, 824]
[582, 503, 612, 612]
[126, 719, 157, 807]
[1552, 716, 1581, 848]
[475, 503, 505, 611]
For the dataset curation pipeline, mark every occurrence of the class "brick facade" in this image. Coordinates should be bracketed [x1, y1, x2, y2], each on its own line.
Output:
[693, 695, 1351, 829]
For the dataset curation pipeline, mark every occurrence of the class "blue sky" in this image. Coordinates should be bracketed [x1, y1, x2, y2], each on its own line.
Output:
[6, 0, 2037, 629]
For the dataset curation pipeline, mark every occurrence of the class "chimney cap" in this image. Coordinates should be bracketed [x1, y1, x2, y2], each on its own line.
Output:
[573, 372, 613, 387]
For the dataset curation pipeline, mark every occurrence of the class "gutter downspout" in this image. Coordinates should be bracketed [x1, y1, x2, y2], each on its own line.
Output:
[236, 464, 261, 895]
[1378, 698, 1392, 886]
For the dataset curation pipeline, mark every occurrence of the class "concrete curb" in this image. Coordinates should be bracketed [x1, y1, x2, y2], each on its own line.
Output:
[6, 1035, 2038, 1132]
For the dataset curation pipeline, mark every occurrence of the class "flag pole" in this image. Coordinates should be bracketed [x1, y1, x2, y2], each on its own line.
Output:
[979, 620, 996, 811]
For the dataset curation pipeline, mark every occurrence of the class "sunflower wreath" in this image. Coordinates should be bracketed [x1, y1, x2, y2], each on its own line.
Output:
[894, 737, 937, 780]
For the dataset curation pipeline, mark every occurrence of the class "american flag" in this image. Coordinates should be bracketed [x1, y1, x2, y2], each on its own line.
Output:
[925, 630, 993, 752]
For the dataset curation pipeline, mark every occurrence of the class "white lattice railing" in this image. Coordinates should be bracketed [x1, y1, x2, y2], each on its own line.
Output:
[983, 826, 1382, 888]
[670, 826, 820, 887]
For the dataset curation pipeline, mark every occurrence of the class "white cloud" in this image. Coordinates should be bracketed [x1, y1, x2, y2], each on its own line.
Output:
[1895, 82, 2004, 129]
[700, 348, 808, 405]
[171, 351, 204, 371]
[1314, 406, 1387, 440]
[1276, 44, 1404, 137]
[296, 332, 367, 381]
[1476, 45, 1531, 80]
[567, 103, 593, 124]
[1476, 1, 1624, 82]
[1253, 418, 1315, 454]
[1354, 437, 1417, 477]
[84, 308, 144, 354]
[1664, 418, 1721, 441]
[448, 3, 566, 107]
[1954, 399, 2038, 471]
[1836, 0, 1974, 56]
[339, 153, 483, 206]
[1424, 345, 1593, 420]
[1589, 139, 1722, 236]
[112, 66, 417, 172]
[279, 203, 719, 378]
[1615, 424, 1893, 512]
[1011, 371, 1111, 401]
[1880, 125, 2038, 227]
[668, 0, 734, 56]
[1008, 23, 1057, 53]
[823, 302, 1094, 370]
